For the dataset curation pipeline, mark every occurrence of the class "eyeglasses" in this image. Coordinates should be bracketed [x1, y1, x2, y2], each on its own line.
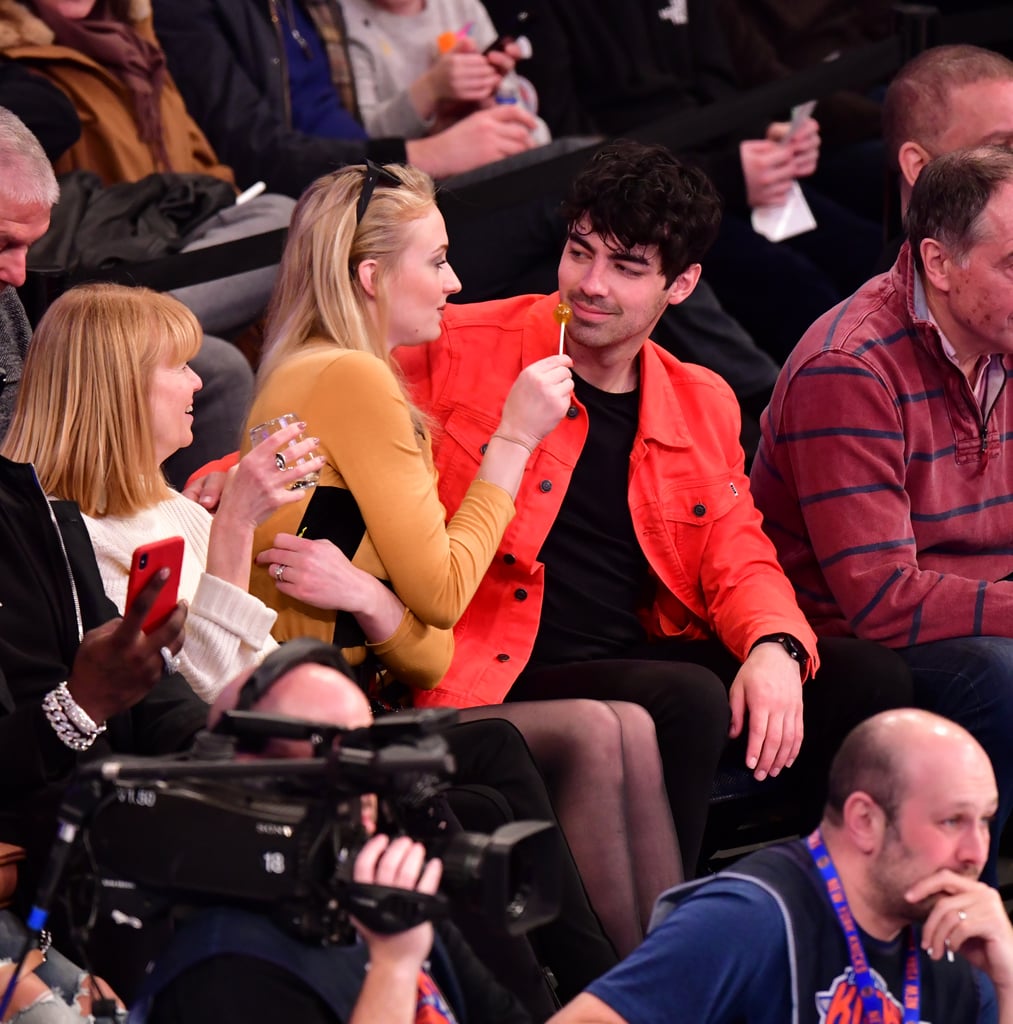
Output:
[356, 160, 403, 224]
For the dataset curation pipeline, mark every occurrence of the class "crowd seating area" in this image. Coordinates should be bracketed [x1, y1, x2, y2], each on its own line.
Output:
[3, 1, 1013, 1021]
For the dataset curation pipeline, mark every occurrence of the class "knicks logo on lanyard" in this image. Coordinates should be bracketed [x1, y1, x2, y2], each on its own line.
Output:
[815, 965, 913, 1024]
[807, 830, 922, 1024]
[417, 970, 459, 1024]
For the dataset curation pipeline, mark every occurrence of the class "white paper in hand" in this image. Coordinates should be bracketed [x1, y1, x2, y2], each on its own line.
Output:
[751, 100, 818, 241]
[751, 180, 817, 242]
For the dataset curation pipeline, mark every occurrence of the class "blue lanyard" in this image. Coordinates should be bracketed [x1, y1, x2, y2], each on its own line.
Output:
[806, 829, 920, 1024]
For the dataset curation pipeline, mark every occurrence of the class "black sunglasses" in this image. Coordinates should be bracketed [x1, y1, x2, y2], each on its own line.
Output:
[356, 159, 403, 224]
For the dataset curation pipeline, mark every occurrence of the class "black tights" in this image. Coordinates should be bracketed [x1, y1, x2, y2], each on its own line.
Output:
[510, 658, 729, 883]
[457, 700, 682, 956]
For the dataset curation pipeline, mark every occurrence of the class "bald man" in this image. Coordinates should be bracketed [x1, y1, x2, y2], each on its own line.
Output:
[551, 709, 1013, 1024]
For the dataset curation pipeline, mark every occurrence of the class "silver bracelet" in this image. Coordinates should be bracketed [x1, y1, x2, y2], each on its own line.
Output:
[53, 681, 102, 734]
[42, 683, 106, 752]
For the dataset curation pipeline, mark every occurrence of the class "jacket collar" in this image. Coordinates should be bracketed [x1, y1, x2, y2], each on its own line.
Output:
[892, 241, 950, 364]
[518, 292, 694, 450]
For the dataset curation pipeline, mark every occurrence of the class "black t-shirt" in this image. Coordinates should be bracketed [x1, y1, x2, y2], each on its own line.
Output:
[529, 374, 650, 668]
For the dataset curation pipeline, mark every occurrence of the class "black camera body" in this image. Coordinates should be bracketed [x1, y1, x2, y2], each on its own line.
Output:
[64, 708, 559, 946]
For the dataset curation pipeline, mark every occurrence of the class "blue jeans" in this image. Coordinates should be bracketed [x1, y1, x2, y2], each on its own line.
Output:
[0, 909, 90, 1021]
[898, 636, 1013, 885]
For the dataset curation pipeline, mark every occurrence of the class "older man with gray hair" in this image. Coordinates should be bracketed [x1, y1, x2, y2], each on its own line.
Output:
[0, 105, 58, 438]
[752, 144, 1013, 887]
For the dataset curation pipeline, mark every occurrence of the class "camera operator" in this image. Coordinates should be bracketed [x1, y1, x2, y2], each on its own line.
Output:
[135, 650, 531, 1024]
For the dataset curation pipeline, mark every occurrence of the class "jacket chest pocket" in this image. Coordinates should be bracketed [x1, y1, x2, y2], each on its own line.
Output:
[437, 405, 501, 503]
[652, 477, 740, 574]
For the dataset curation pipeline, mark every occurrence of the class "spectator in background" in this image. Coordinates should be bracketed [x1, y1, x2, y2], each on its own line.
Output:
[751, 141, 1013, 887]
[715, 0, 892, 223]
[884, 45, 1013, 221]
[151, 0, 538, 197]
[342, 0, 551, 144]
[483, 0, 885, 364]
[0, 102, 60, 439]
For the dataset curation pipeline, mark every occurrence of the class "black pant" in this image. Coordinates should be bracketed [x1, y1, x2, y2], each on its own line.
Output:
[510, 636, 912, 878]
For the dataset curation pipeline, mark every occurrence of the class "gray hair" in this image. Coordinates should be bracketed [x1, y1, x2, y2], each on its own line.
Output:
[906, 145, 1013, 272]
[0, 106, 59, 208]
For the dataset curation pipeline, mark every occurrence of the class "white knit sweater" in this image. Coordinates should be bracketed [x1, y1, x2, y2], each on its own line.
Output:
[85, 491, 278, 702]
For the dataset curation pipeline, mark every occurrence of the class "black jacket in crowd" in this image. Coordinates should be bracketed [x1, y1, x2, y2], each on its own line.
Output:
[0, 447, 207, 903]
[151, 0, 406, 197]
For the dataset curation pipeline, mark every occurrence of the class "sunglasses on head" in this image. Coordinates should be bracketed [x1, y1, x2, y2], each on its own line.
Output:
[356, 160, 403, 224]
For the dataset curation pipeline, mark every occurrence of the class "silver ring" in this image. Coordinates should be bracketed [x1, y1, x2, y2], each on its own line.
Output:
[159, 645, 181, 676]
[957, 910, 968, 921]
[275, 452, 288, 472]
[274, 563, 286, 582]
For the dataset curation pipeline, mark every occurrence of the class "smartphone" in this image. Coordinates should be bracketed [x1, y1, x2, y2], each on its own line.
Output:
[483, 9, 531, 54]
[126, 536, 184, 634]
[783, 100, 817, 143]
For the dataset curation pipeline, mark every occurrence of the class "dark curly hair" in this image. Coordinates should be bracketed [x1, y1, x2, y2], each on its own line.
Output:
[561, 140, 723, 286]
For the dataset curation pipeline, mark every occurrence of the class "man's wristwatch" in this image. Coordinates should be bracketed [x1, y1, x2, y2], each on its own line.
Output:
[750, 633, 810, 674]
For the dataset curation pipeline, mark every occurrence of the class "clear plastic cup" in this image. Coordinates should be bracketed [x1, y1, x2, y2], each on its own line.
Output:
[249, 412, 321, 489]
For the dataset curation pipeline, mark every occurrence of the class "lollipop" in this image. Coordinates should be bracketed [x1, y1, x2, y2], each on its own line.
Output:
[553, 302, 572, 355]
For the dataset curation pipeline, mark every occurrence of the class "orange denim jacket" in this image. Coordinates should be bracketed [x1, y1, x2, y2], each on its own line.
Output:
[397, 293, 818, 708]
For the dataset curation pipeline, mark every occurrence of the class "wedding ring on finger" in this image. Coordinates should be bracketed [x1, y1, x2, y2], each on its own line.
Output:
[275, 452, 288, 472]
[159, 645, 181, 676]
[275, 563, 286, 583]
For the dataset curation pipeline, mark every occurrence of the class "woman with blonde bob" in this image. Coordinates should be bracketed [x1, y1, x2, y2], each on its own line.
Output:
[248, 163, 684, 960]
[2, 282, 405, 702]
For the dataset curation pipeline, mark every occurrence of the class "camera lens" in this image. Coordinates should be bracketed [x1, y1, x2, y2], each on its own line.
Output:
[437, 821, 560, 935]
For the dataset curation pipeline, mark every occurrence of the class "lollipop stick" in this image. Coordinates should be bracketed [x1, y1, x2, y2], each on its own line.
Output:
[558, 322, 566, 356]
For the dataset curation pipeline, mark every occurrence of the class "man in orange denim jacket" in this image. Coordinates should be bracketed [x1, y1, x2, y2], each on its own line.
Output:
[397, 140, 911, 877]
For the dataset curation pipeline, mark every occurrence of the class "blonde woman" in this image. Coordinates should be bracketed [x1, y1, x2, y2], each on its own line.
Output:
[1, 283, 408, 702]
[248, 163, 684, 958]
[248, 161, 573, 682]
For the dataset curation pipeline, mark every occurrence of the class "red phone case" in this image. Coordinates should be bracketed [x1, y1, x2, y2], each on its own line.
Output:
[126, 536, 184, 634]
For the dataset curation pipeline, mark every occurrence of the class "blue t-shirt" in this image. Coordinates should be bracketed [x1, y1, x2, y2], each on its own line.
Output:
[587, 878, 997, 1024]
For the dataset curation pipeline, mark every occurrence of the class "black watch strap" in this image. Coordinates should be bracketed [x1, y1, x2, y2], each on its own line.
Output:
[750, 632, 810, 672]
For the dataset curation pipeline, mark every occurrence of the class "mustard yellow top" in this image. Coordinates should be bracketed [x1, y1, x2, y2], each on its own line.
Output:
[247, 344, 515, 689]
